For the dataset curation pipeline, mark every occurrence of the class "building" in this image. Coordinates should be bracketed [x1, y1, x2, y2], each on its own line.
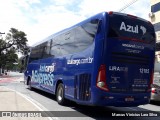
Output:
[150, 0, 160, 42]
[150, 0, 160, 62]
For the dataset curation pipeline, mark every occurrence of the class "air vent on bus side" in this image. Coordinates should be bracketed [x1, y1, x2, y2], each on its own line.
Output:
[74, 74, 91, 101]
[111, 52, 150, 65]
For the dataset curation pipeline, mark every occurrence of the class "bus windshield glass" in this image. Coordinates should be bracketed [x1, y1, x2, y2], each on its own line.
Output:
[108, 13, 155, 44]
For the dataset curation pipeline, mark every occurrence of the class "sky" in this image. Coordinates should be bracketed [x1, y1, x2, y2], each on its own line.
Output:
[0, 0, 151, 46]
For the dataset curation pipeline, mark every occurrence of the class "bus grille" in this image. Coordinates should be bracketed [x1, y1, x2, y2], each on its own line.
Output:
[74, 73, 91, 101]
[111, 52, 149, 65]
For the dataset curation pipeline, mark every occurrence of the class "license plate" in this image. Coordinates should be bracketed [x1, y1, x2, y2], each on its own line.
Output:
[125, 97, 134, 102]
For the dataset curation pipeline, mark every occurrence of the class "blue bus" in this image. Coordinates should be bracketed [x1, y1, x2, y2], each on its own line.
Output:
[24, 12, 155, 107]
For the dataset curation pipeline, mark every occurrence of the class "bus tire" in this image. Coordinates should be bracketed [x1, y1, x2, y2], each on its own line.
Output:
[56, 83, 66, 105]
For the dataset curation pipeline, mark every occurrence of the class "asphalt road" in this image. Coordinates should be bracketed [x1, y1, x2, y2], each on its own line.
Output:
[1, 74, 160, 120]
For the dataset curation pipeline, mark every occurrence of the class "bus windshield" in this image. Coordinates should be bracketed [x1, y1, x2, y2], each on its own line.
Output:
[108, 13, 155, 44]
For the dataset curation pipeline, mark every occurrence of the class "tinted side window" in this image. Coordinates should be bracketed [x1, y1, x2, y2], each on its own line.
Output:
[45, 19, 99, 57]
[74, 19, 99, 53]
[29, 41, 52, 62]
[50, 30, 76, 57]
[60, 30, 76, 55]
[41, 41, 52, 59]
[50, 35, 63, 57]
[29, 45, 43, 62]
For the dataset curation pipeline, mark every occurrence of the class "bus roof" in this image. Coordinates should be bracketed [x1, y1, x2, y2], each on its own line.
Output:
[32, 11, 151, 47]
[32, 12, 106, 47]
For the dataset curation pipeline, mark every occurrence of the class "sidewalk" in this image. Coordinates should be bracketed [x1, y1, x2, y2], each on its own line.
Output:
[0, 72, 49, 120]
[0, 72, 24, 83]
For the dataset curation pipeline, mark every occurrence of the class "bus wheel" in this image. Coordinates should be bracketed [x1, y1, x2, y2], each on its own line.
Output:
[28, 79, 32, 90]
[56, 83, 66, 105]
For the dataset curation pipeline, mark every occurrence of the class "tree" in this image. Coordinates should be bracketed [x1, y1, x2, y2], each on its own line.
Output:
[0, 48, 18, 73]
[0, 28, 28, 54]
[0, 28, 29, 73]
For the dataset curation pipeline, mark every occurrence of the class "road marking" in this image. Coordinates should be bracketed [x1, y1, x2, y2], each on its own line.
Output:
[4, 86, 59, 120]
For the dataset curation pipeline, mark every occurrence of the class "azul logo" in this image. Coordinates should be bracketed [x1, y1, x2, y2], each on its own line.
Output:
[140, 26, 146, 35]
[120, 22, 138, 34]
[120, 22, 147, 35]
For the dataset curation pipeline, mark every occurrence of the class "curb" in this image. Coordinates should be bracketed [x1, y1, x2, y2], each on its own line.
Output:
[3, 86, 59, 120]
